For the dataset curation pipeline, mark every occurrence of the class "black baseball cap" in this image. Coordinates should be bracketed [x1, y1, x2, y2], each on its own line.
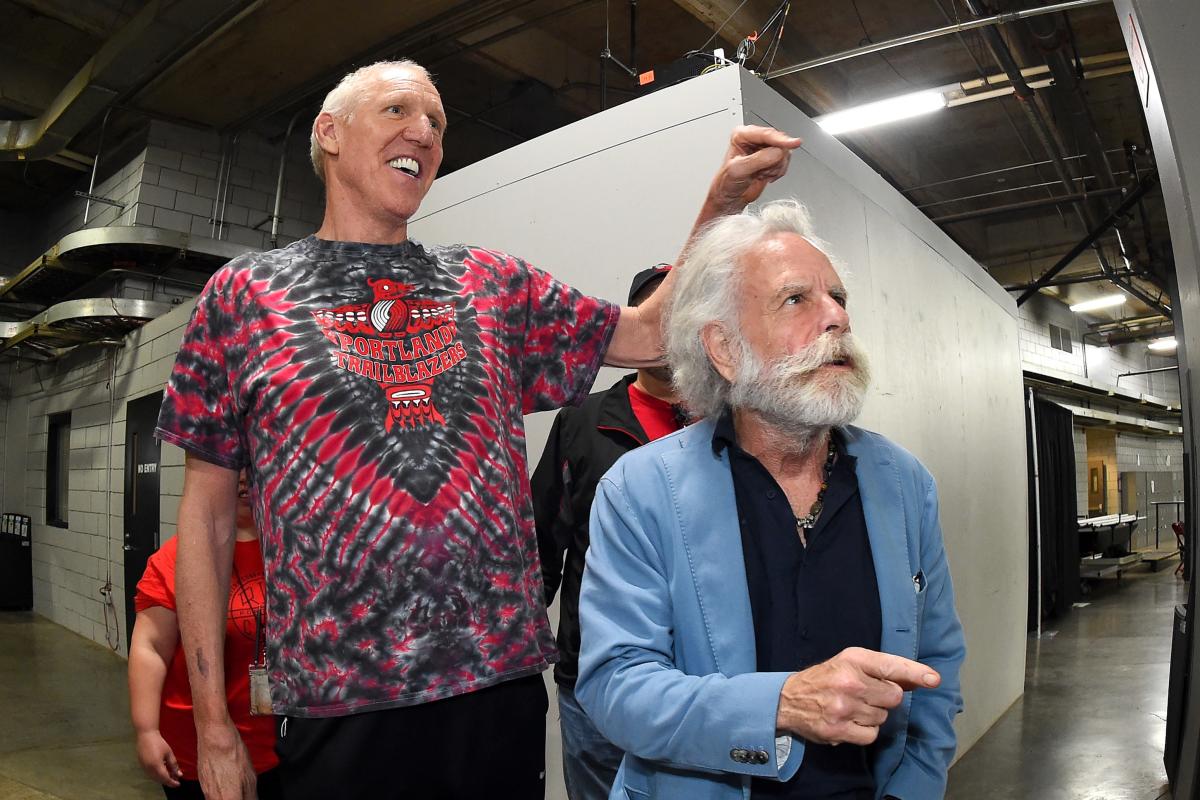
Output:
[628, 263, 672, 305]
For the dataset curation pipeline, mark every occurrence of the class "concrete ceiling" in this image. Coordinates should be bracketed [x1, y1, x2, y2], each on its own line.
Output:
[0, 0, 1177, 342]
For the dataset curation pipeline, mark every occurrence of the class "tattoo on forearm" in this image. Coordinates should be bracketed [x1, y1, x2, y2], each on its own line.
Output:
[195, 647, 209, 678]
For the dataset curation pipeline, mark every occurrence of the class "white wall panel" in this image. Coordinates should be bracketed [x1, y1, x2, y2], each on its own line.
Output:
[413, 65, 1028, 778]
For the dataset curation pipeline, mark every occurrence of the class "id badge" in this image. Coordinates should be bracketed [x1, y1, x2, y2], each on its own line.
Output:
[249, 666, 272, 716]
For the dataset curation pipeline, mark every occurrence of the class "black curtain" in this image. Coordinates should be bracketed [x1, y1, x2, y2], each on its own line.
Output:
[1026, 395, 1080, 630]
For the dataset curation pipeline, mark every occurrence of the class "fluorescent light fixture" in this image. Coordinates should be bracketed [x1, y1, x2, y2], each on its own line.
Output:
[1148, 337, 1177, 352]
[817, 89, 947, 135]
[1069, 293, 1126, 313]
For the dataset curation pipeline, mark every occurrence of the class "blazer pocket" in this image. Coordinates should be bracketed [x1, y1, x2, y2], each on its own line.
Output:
[620, 755, 653, 799]
[913, 570, 928, 624]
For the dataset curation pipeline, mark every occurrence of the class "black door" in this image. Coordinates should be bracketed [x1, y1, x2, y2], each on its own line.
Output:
[124, 391, 163, 649]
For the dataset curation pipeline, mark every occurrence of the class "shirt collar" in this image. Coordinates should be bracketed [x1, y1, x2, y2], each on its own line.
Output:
[710, 406, 849, 459]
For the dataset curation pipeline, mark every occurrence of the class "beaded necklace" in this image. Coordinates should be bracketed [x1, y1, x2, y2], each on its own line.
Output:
[794, 436, 837, 547]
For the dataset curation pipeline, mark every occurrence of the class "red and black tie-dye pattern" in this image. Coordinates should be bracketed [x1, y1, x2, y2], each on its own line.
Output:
[156, 236, 619, 718]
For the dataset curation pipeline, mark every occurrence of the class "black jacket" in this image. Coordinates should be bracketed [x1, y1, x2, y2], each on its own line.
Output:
[532, 373, 652, 687]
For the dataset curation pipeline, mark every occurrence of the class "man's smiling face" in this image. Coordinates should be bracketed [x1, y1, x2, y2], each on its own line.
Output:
[323, 65, 447, 228]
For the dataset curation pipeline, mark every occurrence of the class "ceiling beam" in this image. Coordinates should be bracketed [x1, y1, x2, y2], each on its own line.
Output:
[8, 0, 121, 38]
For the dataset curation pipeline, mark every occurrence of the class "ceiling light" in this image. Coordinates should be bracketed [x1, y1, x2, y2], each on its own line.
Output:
[1069, 294, 1126, 313]
[816, 89, 947, 135]
[1148, 337, 1177, 352]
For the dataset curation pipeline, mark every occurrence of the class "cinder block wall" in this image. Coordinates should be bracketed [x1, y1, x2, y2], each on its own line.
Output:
[14, 119, 324, 287]
[4, 300, 197, 653]
[0, 116, 328, 649]
[135, 121, 324, 251]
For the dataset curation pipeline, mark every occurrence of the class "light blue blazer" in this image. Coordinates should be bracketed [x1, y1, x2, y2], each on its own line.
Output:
[576, 418, 966, 800]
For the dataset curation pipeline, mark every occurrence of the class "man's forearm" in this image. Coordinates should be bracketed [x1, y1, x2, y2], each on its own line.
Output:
[175, 496, 237, 728]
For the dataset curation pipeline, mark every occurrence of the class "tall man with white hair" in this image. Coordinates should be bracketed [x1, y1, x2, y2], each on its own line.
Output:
[155, 58, 800, 800]
[576, 199, 966, 800]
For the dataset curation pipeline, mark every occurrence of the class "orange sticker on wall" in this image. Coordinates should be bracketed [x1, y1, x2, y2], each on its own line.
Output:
[638, 70, 655, 86]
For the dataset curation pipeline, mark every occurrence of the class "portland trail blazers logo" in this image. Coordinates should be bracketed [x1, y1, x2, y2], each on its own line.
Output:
[313, 278, 468, 431]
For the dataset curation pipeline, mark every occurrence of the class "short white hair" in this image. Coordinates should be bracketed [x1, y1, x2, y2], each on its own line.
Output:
[309, 60, 434, 183]
[665, 199, 838, 418]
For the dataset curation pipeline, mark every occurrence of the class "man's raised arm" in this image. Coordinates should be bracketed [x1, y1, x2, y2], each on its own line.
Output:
[605, 125, 802, 368]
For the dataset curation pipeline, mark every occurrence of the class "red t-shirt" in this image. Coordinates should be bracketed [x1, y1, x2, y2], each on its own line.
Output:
[627, 381, 683, 442]
[134, 536, 277, 779]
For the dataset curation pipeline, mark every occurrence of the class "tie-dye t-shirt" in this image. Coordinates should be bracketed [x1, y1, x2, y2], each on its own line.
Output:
[155, 235, 619, 718]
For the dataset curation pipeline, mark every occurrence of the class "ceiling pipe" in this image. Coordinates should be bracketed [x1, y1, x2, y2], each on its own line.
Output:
[764, 0, 1109, 80]
[1018, 8, 1156, 290]
[1024, 10, 1121, 193]
[906, 147, 1126, 193]
[946, 63, 1133, 108]
[955, 50, 1127, 91]
[1004, 271, 1132, 291]
[1115, 366, 1179, 385]
[1091, 313, 1170, 331]
[931, 186, 1125, 224]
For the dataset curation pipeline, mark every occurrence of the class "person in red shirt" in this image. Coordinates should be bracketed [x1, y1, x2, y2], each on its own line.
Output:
[128, 474, 279, 799]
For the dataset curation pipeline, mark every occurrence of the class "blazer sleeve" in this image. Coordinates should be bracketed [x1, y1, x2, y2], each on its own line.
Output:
[881, 473, 967, 800]
[575, 471, 803, 781]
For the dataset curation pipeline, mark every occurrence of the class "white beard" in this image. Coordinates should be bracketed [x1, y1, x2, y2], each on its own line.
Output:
[728, 332, 871, 448]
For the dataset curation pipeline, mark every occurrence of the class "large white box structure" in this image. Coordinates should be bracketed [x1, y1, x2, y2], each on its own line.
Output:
[412, 65, 1028, 780]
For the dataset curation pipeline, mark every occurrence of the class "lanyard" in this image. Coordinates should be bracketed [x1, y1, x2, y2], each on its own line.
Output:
[232, 561, 267, 668]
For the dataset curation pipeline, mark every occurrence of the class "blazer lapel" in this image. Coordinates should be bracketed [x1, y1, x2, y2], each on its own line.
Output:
[665, 420, 759, 677]
[843, 426, 918, 660]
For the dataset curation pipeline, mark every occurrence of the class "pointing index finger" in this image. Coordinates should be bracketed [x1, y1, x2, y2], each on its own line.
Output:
[859, 652, 941, 690]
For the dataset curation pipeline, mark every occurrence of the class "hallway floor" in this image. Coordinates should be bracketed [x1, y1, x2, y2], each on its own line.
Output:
[947, 565, 1186, 800]
[0, 566, 1188, 799]
[0, 613, 158, 800]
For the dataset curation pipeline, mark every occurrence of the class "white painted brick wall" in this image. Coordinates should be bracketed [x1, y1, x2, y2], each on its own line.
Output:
[1019, 294, 1180, 403]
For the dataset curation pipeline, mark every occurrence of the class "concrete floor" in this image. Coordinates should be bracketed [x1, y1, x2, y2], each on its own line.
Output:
[0, 613, 159, 800]
[947, 565, 1185, 800]
[0, 564, 1187, 800]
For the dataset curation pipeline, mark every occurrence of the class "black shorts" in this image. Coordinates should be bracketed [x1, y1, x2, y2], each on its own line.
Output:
[276, 673, 549, 800]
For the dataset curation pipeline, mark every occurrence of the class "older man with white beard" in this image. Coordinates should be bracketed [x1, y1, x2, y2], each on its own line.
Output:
[575, 199, 966, 800]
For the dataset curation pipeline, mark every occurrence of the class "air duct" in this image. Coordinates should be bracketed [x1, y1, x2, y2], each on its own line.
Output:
[0, 0, 241, 162]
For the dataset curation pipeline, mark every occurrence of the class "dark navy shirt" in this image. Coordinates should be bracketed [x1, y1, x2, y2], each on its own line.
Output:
[713, 411, 882, 800]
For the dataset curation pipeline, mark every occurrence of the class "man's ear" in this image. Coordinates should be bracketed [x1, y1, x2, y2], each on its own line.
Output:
[700, 322, 738, 383]
[313, 112, 341, 159]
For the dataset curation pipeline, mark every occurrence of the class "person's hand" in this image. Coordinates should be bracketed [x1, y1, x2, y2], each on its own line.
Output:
[196, 721, 257, 800]
[135, 729, 183, 787]
[706, 126, 803, 214]
[776, 647, 941, 746]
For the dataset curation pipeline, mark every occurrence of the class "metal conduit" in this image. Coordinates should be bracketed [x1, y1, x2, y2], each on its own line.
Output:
[764, 0, 1109, 80]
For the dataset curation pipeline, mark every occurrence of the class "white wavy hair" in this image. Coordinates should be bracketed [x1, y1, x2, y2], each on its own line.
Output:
[310, 60, 434, 183]
[665, 199, 840, 418]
